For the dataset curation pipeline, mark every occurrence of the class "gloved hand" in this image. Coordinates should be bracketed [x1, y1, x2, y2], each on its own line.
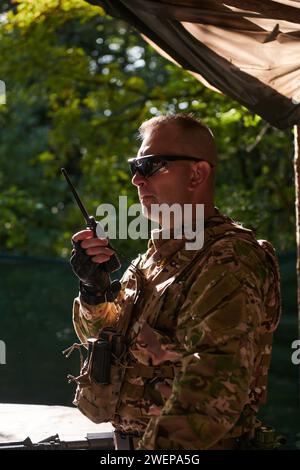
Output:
[70, 229, 121, 304]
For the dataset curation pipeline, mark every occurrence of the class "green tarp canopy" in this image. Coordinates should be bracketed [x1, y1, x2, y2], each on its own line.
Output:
[90, 0, 300, 130]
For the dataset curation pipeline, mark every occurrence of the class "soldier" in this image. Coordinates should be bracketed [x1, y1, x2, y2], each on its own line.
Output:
[69, 114, 281, 450]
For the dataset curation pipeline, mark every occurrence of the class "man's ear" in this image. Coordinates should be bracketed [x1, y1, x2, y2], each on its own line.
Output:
[189, 161, 211, 188]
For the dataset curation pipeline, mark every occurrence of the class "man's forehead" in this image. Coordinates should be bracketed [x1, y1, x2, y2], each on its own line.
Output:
[138, 125, 188, 156]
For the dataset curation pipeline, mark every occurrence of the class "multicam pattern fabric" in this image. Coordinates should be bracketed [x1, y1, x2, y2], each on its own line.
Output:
[72, 208, 281, 450]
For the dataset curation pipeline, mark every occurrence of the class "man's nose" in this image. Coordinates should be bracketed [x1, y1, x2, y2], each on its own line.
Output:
[131, 171, 146, 187]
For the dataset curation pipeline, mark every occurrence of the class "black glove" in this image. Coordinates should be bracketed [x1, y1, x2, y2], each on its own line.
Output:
[70, 240, 121, 305]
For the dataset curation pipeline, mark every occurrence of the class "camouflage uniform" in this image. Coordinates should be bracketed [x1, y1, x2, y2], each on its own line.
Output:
[72, 208, 281, 450]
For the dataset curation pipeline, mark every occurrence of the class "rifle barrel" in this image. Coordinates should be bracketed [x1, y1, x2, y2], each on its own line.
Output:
[0, 433, 114, 450]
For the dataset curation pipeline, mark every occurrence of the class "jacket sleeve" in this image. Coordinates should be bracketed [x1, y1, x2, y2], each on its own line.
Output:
[72, 295, 120, 345]
[138, 244, 271, 450]
[72, 259, 141, 344]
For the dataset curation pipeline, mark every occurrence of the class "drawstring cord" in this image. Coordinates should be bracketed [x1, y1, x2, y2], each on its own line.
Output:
[62, 342, 88, 382]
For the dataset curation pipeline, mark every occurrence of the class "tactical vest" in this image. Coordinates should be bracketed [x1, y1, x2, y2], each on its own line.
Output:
[70, 221, 281, 437]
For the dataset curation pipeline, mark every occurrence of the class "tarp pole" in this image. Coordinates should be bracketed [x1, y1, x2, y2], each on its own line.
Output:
[293, 124, 300, 399]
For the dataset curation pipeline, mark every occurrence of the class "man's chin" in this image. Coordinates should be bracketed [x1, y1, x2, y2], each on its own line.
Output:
[141, 202, 159, 222]
[140, 198, 155, 209]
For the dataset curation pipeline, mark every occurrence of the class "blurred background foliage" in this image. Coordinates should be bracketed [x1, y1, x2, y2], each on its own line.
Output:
[0, 0, 295, 260]
[0, 0, 298, 447]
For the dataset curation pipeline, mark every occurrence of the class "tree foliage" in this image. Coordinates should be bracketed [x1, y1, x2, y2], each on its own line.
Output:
[0, 0, 295, 260]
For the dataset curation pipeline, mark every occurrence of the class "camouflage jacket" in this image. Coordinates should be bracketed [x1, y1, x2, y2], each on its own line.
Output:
[72, 208, 281, 450]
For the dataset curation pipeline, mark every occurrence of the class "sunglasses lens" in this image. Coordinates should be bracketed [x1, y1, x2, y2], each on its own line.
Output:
[129, 162, 138, 176]
[130, 158, 166, 178]
[130, 161, 147, 177]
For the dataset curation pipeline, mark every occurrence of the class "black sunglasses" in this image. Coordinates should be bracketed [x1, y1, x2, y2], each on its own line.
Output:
[128, 154, 205, 178]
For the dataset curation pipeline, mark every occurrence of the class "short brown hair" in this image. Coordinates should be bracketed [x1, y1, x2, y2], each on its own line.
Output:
[138, 113, 214, 140]
[138, 113, 217, 166]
